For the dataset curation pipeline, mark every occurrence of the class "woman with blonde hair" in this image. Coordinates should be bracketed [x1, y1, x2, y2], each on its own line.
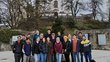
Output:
[63, 35, 71, 62]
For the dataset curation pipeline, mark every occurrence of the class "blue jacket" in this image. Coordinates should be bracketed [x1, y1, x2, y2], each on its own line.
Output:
[24, 43, 31, 56]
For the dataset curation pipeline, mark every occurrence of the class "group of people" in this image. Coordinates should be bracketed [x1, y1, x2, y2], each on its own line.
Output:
[12, 29, 93, 62]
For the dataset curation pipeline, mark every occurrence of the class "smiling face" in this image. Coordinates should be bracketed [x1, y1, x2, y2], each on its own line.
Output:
[64, 36, 68, 42]
[82, 36, 86, 40]
[17, 36, 21, 42]
[57, 32, 61, 36]
[78, 32, 83, 38]
[36, 37, 40, 43]
[72, 35, 77, 40]
[56, 37, 60, 43]
[22, 35, 26, 40]
[68, 34, 71, 39]
[52, 33, 55, 37]
[26, 38, 30, 44]
[47, 30, 51, 34]
[43, 38, 46, 43]
[47, 37, 50, 42]
[40, 33, 44, 39]
[36, 30, 39, 35]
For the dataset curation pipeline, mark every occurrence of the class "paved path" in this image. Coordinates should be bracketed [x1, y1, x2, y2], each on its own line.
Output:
[0, 50, 110, 62]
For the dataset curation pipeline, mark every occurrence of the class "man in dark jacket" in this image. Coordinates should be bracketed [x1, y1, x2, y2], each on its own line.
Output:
[57, 32, 64, 43]
[78, 32, 84, 62]
[81, 36, 92, 62]
[68, 34, 74, 62]
[45, 29, 51, 38]
[21, 34, 26, 62]
[50, 33, 56, 62]
[12, 36, 23, 62]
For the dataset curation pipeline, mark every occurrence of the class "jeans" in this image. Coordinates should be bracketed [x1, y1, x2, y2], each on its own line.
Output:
[34, 54, 40, 62]
[73, 52, 80, 62]
[84, 51, 92, 62]
[56, 53, 62, 62]
[40, 53, 47, 62]
[71, 52, 74, 62]
[80, 52, 83, 62]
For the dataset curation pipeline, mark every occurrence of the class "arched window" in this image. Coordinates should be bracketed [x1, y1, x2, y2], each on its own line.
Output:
[54, 0, 58, 8]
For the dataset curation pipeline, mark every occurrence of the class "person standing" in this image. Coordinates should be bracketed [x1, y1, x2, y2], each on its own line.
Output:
[45, 29, 51, 38]
[63, 36, 71, 62]
[72, 34, 80, 62]
[39, 38, 48, 62]
[32, 37, 40, 62]
[21, 34, 26, 62]
[50, 33, 56, 62]
[57, 32, 64, 43]
[78, 32, 84, 62]
[47, 37, 53, 62]
[40, 33, 44, 40]
[68, 34, 74, 62]
[33, 30, 40, 44]
[54, 37, 63, 62]
[23, 38, 31, 62]
[81, 36, 92, 62]
[12, 36, 23, 62]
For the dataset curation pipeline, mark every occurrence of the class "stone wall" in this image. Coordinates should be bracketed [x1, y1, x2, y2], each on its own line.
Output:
[0, 43, 12, 51]
[75, 29, 110, 50]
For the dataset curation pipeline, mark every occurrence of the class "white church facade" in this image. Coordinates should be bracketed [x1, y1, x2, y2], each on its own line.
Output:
[41, 0, 72, 17]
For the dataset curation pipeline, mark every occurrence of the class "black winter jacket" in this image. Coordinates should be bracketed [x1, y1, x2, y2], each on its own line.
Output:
[39, 42, 48, 54]
[12, 41, 23, 54]
[32, 42, 40, 55]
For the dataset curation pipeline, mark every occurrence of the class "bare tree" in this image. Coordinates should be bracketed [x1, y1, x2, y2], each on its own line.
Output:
[17, 0, 42, 30]
[108, 0, 110, 22]
[62, 0, 83, 18]
[0, 0, 41, 30]
[40, 0, 51, 16]
[5, 0, 24, 29]
[89, 0, 103, 20]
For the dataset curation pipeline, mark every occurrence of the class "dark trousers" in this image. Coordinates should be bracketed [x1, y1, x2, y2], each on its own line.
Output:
[84, 51, 92, 62]
[64, 53, 70, 62]
[21, 53, 24, 62]
[71, 52, 74, 62]
[14, 53, 22, 62]
[53, 52, 56, 62]
[80, 52, 83, 62]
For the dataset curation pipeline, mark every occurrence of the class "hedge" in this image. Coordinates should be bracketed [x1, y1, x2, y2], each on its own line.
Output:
[0, 29, 20, 43]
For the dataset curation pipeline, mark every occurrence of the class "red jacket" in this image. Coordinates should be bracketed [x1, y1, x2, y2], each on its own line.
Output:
[54, 42, 63, 53]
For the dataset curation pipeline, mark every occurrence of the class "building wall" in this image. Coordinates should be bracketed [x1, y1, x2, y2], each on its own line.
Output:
[41, 0, 72, 16]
